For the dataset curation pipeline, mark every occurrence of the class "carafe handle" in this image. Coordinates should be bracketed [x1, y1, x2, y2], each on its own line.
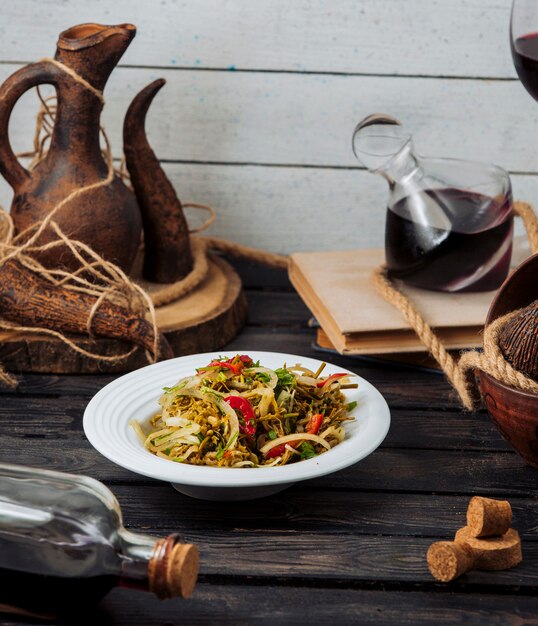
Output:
[0, 61, 59, 191]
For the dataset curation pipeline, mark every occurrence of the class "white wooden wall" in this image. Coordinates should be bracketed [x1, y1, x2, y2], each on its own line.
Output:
[0, 0, 531, 253]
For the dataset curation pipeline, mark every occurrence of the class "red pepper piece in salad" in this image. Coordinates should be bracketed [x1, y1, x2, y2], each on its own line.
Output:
[265, 443, 287, 459]
[202, 354, 254, 376]
[225, 395, 257, 436]
[316, 373, 347, 388]
[306, 413, 323, 435]
[208, 360, 242, 375]
[264, 413, 324, 458]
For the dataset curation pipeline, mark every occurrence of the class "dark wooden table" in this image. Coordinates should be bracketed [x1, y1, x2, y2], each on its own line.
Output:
[2, 261, 538, 626]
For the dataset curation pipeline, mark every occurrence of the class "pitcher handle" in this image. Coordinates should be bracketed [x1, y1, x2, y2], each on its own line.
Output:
[0, 61, 59, 191]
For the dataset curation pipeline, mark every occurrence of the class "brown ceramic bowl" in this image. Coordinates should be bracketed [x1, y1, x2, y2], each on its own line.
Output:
[478, 253, 538, 468]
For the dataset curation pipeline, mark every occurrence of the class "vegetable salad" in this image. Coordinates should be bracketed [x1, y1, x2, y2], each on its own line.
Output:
[133, 355, 358, 468]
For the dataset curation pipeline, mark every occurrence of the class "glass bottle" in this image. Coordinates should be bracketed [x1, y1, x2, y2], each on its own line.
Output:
[352, 114, 514, 292]
[0, 463, 199, 620]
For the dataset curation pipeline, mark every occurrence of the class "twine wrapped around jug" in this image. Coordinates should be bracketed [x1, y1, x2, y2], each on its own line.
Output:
[0, 59, 287, 387]
[372, 201, 538, 410]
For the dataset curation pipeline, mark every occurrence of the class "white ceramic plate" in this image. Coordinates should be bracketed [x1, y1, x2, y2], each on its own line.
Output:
[83, 351, 390, 501]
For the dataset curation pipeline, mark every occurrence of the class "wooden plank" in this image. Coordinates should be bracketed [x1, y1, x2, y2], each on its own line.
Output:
[113, 486, 538, 540]
[0, 434, 136, 481]
[0, 160, 387, 252]
[229, 259, 293, 290]
[313, 448, 537, 496]
[185, 532, 538, 588]
[143, 529, 538, 587]
[382, 410, 508, 452]
[176, 447, 533, 496]
[121, 165, 391, 254]
[1, 373, 114, 397]
[0, 0, 518, 79]
[3, 162, 532, 254]
[246, 290, 311, 327]
[175, 166, 533, 253]
[4, 585, 538, 626]
[0, 331, 473, 413]
[0, 65, 533, 172]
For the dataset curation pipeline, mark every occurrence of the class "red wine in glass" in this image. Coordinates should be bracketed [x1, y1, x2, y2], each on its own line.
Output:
[511, 32, 538, 100]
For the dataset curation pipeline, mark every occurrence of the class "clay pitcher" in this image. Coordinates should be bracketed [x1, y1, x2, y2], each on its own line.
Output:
[0, 23, 142, 273]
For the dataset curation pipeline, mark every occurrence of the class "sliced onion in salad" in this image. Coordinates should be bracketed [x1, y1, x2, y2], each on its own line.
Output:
[159, 375, 202, 408]
[260, 433, 332, 456]
[164, 415, 192, 428]
[295, 375, 318, 387]
[244, 387, 274, 417]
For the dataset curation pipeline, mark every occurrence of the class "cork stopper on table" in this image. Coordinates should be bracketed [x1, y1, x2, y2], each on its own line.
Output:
[466, 496, 512, 538]
[427, 541, 474, 582]
[454, 526, 522, 571]
[426, 496, 522, 582]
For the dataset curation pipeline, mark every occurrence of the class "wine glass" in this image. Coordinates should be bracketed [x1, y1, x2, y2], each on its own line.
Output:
[511, 1, 538, 100]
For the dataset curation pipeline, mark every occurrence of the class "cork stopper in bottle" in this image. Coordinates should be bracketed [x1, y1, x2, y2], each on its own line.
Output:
[427, 541, 474, 582]
[148, 534, 200, 599]
[466, 496, 512, 538]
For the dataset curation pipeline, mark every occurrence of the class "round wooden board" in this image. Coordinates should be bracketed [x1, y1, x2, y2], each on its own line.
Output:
[0, 256, 247, 374]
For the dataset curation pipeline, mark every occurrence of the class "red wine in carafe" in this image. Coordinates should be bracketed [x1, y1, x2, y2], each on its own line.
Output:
[386, 188, 513, 292]
[511, 32, 538, 100]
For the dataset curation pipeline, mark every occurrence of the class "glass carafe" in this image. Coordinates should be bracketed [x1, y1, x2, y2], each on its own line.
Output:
[0, 463, 199, 619]
[352, 114, 514, 292]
